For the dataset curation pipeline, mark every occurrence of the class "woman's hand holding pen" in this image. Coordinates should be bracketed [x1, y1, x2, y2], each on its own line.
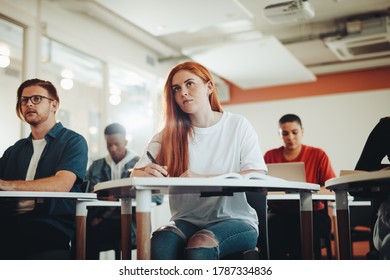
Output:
[145, 151, 168, 177]
[144, 163, 168, 177]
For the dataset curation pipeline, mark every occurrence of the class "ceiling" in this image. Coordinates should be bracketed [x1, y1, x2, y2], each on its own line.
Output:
[57, 0, 390, 89]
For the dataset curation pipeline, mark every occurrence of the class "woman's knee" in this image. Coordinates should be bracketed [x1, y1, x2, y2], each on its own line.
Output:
[152, 225, 186, 241]
[187, 230, 218, 248]
[151, 225, 187, 260]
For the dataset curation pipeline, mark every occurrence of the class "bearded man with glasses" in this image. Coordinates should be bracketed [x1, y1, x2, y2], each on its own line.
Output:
[0, 78, 88, 259]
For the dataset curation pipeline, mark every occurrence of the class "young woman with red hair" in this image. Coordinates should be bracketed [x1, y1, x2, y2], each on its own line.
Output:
[132, 61, 267, 259]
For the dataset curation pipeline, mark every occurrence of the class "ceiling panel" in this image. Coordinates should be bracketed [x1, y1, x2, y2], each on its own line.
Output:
[95, 0, 252, 36]
[184, 36, 316, 89]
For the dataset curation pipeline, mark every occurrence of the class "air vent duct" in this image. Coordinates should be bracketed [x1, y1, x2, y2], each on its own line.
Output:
[324, 16, 390, 60]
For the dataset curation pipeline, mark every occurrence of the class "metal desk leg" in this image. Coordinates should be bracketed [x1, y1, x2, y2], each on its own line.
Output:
[335, 190, 352, 259]
[259, 194, 269, 259]
[300, 191, 314, 260]
[75, 200, 87, 260]
[330, 202, 340, 259]
[121, 197, 132, 260]
[136, 189, 152, 260]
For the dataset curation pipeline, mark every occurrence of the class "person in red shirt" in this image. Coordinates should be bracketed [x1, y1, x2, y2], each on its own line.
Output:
[264, 114, 335, 259]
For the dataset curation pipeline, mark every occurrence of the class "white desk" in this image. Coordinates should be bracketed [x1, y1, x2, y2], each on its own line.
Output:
[94, 177, 319, 260]
[325, 169, 390, 259]
[0, 191, 97, 259]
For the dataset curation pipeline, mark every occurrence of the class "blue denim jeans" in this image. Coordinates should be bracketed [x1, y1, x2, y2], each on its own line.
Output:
[151, 219, 257, 260]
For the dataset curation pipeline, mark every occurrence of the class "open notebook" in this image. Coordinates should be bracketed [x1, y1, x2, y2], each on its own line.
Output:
[266, 162, 306, 182]
[213, 172, 285, 182]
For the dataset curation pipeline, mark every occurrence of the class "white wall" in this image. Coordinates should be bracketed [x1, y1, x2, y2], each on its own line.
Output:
[224, 89, 390, 176]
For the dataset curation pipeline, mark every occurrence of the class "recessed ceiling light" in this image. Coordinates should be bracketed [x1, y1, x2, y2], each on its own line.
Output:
[0, 55, 10, 68]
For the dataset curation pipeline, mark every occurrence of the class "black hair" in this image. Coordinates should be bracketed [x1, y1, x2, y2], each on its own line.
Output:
[279, 114, 302, 127]
[104, 123, 126, 136]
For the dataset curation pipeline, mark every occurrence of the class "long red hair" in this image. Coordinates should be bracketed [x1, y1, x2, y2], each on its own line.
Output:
[157, 61, 223, 176]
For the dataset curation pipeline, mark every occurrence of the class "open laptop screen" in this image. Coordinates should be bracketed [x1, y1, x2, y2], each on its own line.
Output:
[266, 162, 306, 182]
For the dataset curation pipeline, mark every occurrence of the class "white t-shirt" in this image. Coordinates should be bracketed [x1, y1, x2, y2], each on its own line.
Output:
[135, 111, 266, 232]
[105, 150, 137, 180]
[26, 139, 47, 180]
[19, 138, 47, 213]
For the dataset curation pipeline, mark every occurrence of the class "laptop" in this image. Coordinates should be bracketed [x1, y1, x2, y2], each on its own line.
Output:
[266, 162, 306, 182]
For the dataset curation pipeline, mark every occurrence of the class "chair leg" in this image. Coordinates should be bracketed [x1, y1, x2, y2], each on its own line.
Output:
[325, 235, 333, 259]
[115, 248, 121, 260]
[243, 249, 260, 260]
[314, 241, 322, 259]
[314, 237, 333, 259]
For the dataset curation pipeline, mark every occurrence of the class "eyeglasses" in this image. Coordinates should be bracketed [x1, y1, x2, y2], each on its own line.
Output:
[19, 95, 54, 106]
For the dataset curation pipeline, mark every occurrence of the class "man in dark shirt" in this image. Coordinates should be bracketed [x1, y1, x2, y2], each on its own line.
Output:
[86, 123, 163, 259]
[0, 79, 88, 259]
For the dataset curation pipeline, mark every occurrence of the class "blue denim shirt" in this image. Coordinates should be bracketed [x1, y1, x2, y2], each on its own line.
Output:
[0, 122, 88, 239]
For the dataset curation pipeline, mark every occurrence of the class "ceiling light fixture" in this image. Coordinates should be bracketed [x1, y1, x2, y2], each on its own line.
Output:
[60, 69, 74, 90]
[109, 94, 121, 106]
[0, 44, 11, 68]
[60, 78, 74, 90]
[0, 55, 10, 68]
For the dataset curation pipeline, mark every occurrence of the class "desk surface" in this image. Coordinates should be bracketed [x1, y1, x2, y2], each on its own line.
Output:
[0, 191, 97, 200]
[94, 176, 319, 197]
[325, 169, 390, 190]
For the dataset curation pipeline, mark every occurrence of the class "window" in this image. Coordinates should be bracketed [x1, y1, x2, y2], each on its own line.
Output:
[107, 64, 157, 155]
[0, 17, 23, 155]
[40, 37, 104, 162]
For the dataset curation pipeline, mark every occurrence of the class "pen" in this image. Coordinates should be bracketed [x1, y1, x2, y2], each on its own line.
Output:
[146, 151, 167, 177]
[146, 151, 158, 164]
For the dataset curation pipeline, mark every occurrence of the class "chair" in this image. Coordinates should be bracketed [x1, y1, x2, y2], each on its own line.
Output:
[86, 198, 159, 259]
[81, 179, 122, 259]
[222, 191, 267, 260]
[240, 191, 332, 260]
[350, 198, 372, 242]
[349, 196, 378, 258]
[81, 180, 92, 193]
[96, 239, 123, 260]
[246, 191, 268, 259]
[339, 170, 381, 258]
[85, 201, 125, 259]
[314, 200, 333, 259]
[266, 195, 332, 259]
